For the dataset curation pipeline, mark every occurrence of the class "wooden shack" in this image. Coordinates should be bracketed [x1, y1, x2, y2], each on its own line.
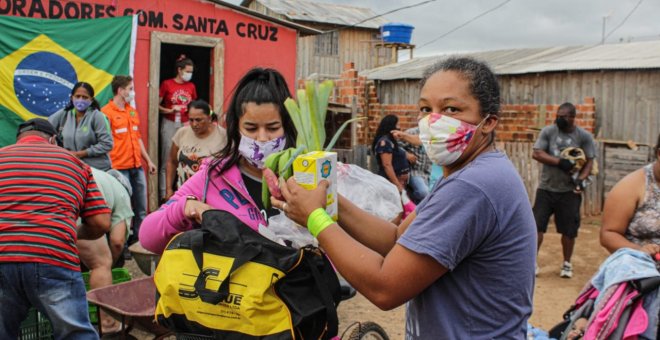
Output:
[362, 41, 660, 146]
[241, 0, 394, 79]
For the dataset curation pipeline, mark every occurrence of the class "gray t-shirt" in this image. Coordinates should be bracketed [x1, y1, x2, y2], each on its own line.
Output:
[398, 151, 536, 340]
[534, 125, 596, 192]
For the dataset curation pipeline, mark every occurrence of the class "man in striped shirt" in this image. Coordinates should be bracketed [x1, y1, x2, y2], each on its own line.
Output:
[0, 118, 111, 339]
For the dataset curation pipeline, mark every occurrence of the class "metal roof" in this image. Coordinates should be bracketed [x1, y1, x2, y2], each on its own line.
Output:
[362, 41, 660, 81]
[241, 0, 388, 29]
[208, 0, 321, 36]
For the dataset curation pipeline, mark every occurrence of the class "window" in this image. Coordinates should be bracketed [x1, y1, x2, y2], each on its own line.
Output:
[314, 31, 339, 56]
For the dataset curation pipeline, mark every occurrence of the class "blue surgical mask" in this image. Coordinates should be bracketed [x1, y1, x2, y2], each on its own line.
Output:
[73, 99, 92, 112]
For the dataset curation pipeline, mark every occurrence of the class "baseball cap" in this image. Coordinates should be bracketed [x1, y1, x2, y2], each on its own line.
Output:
[17, 118, 57, 138]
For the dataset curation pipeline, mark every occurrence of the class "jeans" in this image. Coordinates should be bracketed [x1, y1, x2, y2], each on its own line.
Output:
[0, 263, 97, 340]
[159, 118, 183, 198]
[407, 175, 430, 204]
[119, 167, 147, 240]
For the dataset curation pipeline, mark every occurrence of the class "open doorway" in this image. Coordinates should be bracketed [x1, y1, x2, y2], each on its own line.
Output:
[157, 43, 212, 201]
[159, 44, 211, 103]
[148, 32, 225, 211]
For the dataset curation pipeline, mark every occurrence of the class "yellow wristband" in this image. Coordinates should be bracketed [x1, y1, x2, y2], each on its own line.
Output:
[307, 208, 334, 238]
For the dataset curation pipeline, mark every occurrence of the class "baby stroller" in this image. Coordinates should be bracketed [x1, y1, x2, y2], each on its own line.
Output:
[549, 249, 660, 340]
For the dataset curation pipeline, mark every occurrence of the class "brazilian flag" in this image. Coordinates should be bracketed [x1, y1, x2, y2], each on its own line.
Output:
[0, 16, 135, 147]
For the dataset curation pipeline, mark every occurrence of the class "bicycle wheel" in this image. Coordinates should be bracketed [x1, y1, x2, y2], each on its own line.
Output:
[347, 321, 389, 340]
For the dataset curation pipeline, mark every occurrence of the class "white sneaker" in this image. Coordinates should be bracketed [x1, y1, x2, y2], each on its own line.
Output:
[535, 265, 539, 276]
[560, 261, 573, 278]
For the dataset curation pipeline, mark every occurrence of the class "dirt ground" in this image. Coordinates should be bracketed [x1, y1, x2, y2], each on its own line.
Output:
[118, 216, 608, 340]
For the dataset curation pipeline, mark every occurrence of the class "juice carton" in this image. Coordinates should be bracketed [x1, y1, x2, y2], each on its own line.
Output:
[293, 151, 338, 220]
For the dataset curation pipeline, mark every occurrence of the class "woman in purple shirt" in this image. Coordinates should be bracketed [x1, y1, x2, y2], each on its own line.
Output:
[273, 57, 537, 339]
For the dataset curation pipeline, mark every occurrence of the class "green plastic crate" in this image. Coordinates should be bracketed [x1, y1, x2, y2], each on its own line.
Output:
[82, 268, 132, 325]
[18, 308, 53, 340]
[18, 268, 131, 338]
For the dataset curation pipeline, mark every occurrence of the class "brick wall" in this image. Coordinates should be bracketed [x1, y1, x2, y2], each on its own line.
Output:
[326, 63, 597, 145]
[498, 99, 596, 142]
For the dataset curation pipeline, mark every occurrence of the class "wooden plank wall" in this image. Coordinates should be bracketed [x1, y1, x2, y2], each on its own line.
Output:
[498, 70, 660, 146]
[376, 70, 660, 145]
[333, 141, 655, 217]
[497, 141, 605, 216]
[376, 80, 420, 104]
[603, 145, 652, 194]
[338, 142, 604, 215]
[297, 29, 391, 80]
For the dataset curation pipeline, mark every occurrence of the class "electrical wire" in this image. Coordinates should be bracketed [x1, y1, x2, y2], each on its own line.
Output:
[603, 0, 644, 42]
[325, 0, 437, 33]
[417, 0, 512, 50]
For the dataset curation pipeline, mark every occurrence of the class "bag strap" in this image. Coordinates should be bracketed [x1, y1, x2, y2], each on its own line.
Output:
[191, 231, 261, 305]
[304, 253, 339, 337]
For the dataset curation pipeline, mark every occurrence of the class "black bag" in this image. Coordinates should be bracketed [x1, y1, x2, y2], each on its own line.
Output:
[154, 210, 341, 339]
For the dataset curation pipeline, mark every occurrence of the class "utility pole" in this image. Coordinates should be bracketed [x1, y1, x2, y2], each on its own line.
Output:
[601, 16, 606, 44]
[601, 11, 613, 44]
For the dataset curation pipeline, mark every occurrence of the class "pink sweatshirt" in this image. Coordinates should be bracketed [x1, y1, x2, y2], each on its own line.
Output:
[139, 160, 266, 254]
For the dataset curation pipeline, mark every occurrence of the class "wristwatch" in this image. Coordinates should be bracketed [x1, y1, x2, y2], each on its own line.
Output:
[185, 195, 198, 202]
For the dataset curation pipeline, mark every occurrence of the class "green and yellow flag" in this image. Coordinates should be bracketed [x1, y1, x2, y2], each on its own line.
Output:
[0, 15, 135, 146]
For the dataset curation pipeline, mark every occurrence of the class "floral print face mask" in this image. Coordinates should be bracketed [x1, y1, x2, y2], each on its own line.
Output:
[238, 134, 286, 169]
[419, 113, 487, 166]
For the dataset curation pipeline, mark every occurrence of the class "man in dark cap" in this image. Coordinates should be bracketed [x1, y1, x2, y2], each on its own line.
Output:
[0, 118, 111, 339]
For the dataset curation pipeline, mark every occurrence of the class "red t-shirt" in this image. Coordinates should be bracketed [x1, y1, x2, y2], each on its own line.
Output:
[159, 78, 197, 123]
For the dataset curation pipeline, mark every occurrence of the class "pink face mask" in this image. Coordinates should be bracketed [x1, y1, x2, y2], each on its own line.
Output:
[418, 113, 486, 166]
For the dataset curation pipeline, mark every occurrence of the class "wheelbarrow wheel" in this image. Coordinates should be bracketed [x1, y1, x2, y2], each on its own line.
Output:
[347, 321, 389, 340]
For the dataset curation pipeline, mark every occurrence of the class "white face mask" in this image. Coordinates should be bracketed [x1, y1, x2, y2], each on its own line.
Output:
[419, 113, 488, 166]
[123, 90, 135, 103]
[182, 72, 193, 82]
[238, 134, 286, 169]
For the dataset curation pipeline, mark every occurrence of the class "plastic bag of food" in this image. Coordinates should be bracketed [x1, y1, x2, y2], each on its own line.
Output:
[258, 162, 403, 249]
[337, 162, 403, 222]
[259, 214, 318, 249]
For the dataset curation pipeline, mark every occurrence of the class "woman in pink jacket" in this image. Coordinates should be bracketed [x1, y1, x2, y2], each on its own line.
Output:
[140, 68, 297, 254]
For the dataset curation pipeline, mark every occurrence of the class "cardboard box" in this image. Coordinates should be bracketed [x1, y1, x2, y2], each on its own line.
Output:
[293, 151, 338, 220]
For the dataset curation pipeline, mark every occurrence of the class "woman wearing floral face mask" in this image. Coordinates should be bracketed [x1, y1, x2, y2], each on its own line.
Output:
[49, 81, 113, 170]
[272, 57, 537, 339]
[158, 55, 198, 201]
[140, 67, 296, 254]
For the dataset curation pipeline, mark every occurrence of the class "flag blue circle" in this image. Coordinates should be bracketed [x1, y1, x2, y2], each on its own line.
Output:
[14, 52, 78, 117]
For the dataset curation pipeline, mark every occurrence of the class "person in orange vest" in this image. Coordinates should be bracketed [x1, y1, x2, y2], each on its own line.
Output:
[102, 75, 156, 243]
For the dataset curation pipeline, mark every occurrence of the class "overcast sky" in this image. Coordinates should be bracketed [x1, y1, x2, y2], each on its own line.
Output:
[227, 0, 660, 57]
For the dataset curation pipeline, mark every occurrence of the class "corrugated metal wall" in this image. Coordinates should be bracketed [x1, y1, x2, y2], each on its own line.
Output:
[375, 70, 660, 145]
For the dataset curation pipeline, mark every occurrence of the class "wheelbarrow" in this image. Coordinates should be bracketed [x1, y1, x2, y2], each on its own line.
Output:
[128, 242, 160, 276]
[86, 277, 171, 339]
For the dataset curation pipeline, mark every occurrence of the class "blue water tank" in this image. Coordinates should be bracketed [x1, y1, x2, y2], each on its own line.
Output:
[380, 23, 414, 44]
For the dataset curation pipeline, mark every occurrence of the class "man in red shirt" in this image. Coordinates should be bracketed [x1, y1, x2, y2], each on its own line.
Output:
[0, 118, 111, 339]
[103, 75, 156, 241]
